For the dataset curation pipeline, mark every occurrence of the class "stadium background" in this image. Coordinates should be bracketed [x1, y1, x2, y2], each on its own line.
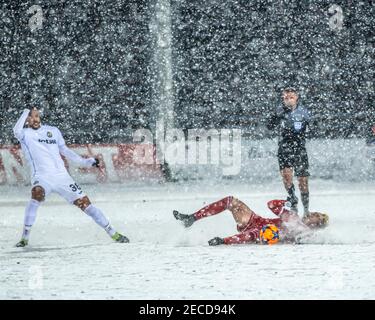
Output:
[2, 1, 375, 301]
[1, 0, 374, 145]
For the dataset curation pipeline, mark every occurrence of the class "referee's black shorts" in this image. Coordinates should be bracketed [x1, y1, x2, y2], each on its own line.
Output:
[277, 144, 310, 177]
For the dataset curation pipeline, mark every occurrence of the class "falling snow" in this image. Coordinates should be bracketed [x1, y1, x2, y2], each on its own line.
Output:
[1, 0, 375, 300]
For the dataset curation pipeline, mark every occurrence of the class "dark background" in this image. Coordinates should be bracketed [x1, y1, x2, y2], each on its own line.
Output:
[1, 0, 374, 143]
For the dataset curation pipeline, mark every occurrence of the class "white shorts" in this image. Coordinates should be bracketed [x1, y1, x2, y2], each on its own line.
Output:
[31, 173, 86, 204]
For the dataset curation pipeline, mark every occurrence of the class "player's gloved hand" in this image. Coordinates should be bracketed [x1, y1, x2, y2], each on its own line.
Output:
[208, 237, 225, 246]
[84, 158, 99, 167]
[92, 158, 100, 167]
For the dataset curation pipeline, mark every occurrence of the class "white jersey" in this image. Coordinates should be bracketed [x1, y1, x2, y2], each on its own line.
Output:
[13, 109, 95, 179]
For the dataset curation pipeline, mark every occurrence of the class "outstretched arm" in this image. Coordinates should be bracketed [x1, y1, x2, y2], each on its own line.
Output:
[266, 113, 281, 131]
[13, 109, 30, 141]
[224, 230, 259, 245]
[209, 229, 259, 246]
[266, 105, 287, 131]
[57, 129, 98, 167]
[59, 145, 98, 167]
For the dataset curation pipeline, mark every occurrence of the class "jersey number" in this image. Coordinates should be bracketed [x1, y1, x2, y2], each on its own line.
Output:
[69, 183, 82, 193]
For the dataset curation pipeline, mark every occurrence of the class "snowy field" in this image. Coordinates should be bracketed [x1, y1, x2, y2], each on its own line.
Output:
[1, 179, 375, 300]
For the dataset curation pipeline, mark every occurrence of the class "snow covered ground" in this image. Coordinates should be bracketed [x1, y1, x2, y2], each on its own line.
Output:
[1, 179, 375, 300]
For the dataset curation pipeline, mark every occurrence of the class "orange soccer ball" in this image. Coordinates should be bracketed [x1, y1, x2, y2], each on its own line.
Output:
[259, 224, 280, 245]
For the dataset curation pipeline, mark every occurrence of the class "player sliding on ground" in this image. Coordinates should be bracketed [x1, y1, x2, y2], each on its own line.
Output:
[13, 107, 129, 247]
[173, 197, 328, 245]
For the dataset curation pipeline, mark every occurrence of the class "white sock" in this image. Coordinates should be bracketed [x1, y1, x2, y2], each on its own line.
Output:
[22, 199, 40, 240]
[84, 205, 117, 237]
[104, 224, 117, 237]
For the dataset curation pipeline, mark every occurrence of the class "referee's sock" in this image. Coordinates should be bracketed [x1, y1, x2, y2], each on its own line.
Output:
[286, 184, 298, 212]
[287, 185, 298, 202]
[287, 184, 295, 197]
[301, 192, 309, 215]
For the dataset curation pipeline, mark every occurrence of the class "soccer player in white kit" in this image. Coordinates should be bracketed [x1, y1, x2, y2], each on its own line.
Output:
[13, 107, 129, 247]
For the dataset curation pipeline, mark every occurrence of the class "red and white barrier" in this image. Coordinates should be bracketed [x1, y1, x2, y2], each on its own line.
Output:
[0, 144, 164, 185]
[1, 139, 372, 185]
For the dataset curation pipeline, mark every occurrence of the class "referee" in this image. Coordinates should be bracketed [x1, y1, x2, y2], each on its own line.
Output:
[267, 88, 311, 216]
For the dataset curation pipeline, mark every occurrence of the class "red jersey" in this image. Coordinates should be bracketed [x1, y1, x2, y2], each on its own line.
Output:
[223, 200, 309, 245]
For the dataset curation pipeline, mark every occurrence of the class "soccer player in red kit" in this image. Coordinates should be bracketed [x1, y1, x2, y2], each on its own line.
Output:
[173, 197, 329, 245]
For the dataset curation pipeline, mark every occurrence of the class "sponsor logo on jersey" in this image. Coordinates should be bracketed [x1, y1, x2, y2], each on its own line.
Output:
[47, 131, 53, 138]
[38, 139, 57, 144]
[294, 121, 302, 131]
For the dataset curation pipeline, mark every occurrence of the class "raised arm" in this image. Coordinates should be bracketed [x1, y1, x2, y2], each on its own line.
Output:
[57, 129, 98, 167]
[13, 109, 30, 141]
[267, 199, 300, 222]
[267, 200, 288, 215]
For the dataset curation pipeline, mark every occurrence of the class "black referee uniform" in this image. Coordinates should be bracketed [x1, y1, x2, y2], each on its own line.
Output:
[267, 102, 311, 212]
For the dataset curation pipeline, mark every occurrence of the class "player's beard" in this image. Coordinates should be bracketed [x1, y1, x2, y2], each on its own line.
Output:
[30, 121, 41, 129]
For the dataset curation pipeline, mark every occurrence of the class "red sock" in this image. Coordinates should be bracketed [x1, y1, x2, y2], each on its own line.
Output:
[194, 196, 233, 221]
